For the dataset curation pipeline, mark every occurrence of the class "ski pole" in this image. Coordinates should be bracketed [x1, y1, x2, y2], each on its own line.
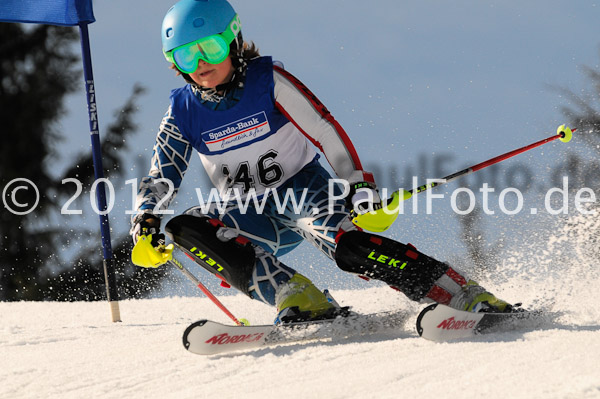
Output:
[169, 256, 244, 326]
[132, 234, 246, 325]
[353, 124, 575, 232]
[406, 125, 576, 196]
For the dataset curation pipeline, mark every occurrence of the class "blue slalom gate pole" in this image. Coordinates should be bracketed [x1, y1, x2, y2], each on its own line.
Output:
[78, 22, 121, 322]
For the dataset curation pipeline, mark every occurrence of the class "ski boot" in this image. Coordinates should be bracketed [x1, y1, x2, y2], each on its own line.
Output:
[450, 280, 512, 313]
[274, 274, 349, 324]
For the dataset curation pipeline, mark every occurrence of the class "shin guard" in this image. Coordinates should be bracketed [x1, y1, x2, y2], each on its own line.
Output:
[335, 231, 449, 301]
[165, 215, 255, 295]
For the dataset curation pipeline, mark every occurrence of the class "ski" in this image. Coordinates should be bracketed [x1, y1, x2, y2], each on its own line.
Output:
[183, 310, 410, 355]
[416, 303, 547, 342]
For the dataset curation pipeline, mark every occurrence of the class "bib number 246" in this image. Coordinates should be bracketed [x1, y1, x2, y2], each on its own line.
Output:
[221, 150, 283, 193]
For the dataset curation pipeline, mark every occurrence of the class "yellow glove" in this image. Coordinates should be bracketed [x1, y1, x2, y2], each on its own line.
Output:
[131, 233, 174, 268]
[352, 189, 411, 232]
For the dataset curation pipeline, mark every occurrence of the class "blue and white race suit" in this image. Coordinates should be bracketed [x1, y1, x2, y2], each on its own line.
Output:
[133, 56, 375, 304]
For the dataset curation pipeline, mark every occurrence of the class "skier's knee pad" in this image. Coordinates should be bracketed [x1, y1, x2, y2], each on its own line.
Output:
[335, 231, 448, 301]
[165, 215, 255, 295]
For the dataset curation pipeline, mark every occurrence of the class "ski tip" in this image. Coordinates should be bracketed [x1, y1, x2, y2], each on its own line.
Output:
[415, 303, 438, 337]
[182, 320, 209, 350]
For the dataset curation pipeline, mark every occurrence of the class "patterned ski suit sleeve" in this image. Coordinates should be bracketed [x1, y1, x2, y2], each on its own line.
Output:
[133, 105, 194, 220]
[272, 65, 375, 186]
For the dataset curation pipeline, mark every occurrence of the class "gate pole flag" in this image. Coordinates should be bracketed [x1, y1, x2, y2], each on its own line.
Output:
[0, 0, 122, 322]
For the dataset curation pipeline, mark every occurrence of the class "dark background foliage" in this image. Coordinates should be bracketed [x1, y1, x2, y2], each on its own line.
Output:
[0, 23, 168, 301]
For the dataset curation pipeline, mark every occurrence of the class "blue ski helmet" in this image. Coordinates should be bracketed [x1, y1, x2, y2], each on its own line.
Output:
[162, 0, 238, 53]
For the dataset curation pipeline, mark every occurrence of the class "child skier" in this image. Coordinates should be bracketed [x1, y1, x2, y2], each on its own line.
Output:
[131, 0, 512, 323]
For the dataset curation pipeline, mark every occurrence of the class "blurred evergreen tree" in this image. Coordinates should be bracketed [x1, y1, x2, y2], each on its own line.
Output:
[0, 23, 167, 301]
[0, 23, 78, 300]
[559, 52, 600, 193]
[561, 52, 600, 152]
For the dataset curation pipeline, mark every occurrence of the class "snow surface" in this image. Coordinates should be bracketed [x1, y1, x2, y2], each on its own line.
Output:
[3, 214, 600, 399]
[2, 288, 599, 398]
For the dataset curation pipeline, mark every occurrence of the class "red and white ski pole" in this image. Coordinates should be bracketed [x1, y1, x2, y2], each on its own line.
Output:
[169, 256, 246, 326]
[353, 124, 575, 232]
[406, 124, 575, 195]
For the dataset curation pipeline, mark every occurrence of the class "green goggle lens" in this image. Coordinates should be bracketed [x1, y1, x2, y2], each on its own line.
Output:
[171, 35, 230, 73]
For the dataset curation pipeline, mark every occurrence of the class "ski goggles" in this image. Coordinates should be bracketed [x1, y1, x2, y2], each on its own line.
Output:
[164, 14, 241, 74]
